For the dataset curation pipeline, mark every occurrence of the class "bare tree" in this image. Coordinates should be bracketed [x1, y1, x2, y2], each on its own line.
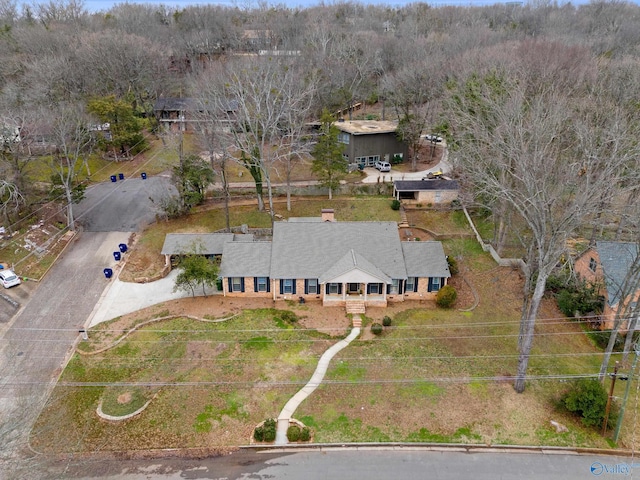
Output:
[0, 176, 24, 234]
[47, 103, 93, 231]
[195, 56, 317, 221]
[382, 50, 443, 171]
[448, 69, 635, 393]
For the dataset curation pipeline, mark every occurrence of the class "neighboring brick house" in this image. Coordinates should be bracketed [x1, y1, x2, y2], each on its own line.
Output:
[575, 241, 640, 329]
[333, 120, 409, 169]
[217, 209, 450, 310]
[393, 179, 460, 205]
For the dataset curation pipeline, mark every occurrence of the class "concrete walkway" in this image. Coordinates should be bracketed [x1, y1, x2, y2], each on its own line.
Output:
[275, 321, 362, 445]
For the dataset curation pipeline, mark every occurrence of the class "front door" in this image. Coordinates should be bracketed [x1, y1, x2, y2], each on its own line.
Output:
[348, 283, 360, 294]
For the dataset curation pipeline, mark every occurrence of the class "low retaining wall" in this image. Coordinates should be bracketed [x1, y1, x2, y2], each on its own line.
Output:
[462, 206, 527, 273]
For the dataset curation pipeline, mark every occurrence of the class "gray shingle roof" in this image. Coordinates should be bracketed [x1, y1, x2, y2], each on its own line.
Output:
[153, 97, 199, 112]
[161, 233, 253, 256]
[319, 249, 392, 284]
[270, 221, 408, 280]
[394, 179, 459, 191]
[401, 242, 451, 278]
[596, 241, 640, 307]
[219, 242, 272, 277]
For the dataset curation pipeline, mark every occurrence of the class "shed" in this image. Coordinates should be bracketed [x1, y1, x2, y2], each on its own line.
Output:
[393, 179, 459, 205]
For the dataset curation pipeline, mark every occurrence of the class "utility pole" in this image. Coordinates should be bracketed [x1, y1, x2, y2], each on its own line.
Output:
[613, 344, 640, 443]
[602, 361, 620, 436]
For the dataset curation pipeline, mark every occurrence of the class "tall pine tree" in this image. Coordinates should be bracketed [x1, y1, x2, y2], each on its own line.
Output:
[311, 109, 348, 200]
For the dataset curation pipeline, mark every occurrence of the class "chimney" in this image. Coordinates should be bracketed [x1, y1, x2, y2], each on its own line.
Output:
[321, 208, 335, 222]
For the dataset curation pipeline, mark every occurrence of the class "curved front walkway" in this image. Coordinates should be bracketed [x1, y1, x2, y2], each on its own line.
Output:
[275, 321, 362, 445]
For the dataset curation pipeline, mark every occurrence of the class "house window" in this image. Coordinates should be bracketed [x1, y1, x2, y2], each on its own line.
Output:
[368, 283, 380, 294]
[405, 277, 417, 293]
[329, 283, 340, 294]
[230, 277, 244, 293]
[305, 279, 319, 294]
[428, 277, 441, 292]
[389, 279, 400, 294]
[279, 279, 296, 295]
[338, 132, 350, 144]
[256, 277, 268, 292]
[589, 257, 597, 273]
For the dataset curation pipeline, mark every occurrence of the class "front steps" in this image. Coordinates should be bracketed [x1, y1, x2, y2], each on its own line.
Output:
[346, 300, 365, 316]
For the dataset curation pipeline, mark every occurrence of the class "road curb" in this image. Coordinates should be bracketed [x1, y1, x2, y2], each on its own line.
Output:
[238, 442, 634, 457]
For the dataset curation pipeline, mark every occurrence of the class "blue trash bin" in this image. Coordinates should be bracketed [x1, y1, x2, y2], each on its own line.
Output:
[118, 243, 128, 253]
[141, 172, 147, 180]
[103, 268, 113, 279]
[110, 175, 117, 182]
[113, 251, 121, 261]
[118, 173, 124, 180]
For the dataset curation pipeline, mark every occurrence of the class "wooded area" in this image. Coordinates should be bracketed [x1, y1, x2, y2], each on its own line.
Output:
[1, 0, 640, 393]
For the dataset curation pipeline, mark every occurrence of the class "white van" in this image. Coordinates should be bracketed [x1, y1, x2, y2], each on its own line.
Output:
[375, 160, 391, 172]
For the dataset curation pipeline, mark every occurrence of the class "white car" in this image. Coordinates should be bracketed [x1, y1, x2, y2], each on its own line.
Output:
[424, 134, 443, 143]
[375, 160, 391, 172]
[0, 269, 21, 288]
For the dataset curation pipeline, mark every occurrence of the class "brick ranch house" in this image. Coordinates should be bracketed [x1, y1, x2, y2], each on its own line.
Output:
[162, 209, 450, 312]
[574, 241, 640, 330]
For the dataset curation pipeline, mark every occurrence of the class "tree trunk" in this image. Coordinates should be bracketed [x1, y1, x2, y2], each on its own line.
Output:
[222, 168, 230, 233]
[514, 273, 547, 393]
[265, 172, 275, 225]
[329, 186, 333, 200]
[65, 189, 75, 231]
[622, 314, 639, 364]
[599, 323, 621, 382]
[286, 169, 292, 212]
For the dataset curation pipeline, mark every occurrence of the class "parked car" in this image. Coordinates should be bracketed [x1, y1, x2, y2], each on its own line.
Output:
[0, 269, 21, 288]
[375, 160, 391, 172]
[424, 134, 443, 143]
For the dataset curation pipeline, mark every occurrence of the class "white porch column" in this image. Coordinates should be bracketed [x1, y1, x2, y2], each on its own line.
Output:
[342, 282, 346, 301]
[364, 282, 368, 301]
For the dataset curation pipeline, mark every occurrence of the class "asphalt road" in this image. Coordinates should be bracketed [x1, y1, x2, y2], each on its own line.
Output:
[0, 231, 130, 478]
[34, 448, 638, 480]
[74, 175, 174, 232]
[0, 175, 172, 478]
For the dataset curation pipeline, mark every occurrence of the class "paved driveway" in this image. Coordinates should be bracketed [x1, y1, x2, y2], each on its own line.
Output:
[74, 175, 174, 232]
[0, 231, 131, 478]
[88, 269, 217, 327]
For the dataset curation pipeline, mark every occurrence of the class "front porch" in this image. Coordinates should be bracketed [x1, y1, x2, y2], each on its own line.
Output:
[322, 292, 388, 309]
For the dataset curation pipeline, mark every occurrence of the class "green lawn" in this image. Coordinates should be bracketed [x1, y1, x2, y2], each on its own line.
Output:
[29, 203, 629, 453]
[30, 309, 334, 453]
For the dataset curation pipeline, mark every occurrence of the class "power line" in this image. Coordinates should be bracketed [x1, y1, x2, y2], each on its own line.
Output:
[3, 312, 625, 333]
[1, 328, 624, 345]
[5, 131, 154, 233]
[0, 372, 610, 388]
[11, 350, 621, 365]
[6, 133, 175, 269]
